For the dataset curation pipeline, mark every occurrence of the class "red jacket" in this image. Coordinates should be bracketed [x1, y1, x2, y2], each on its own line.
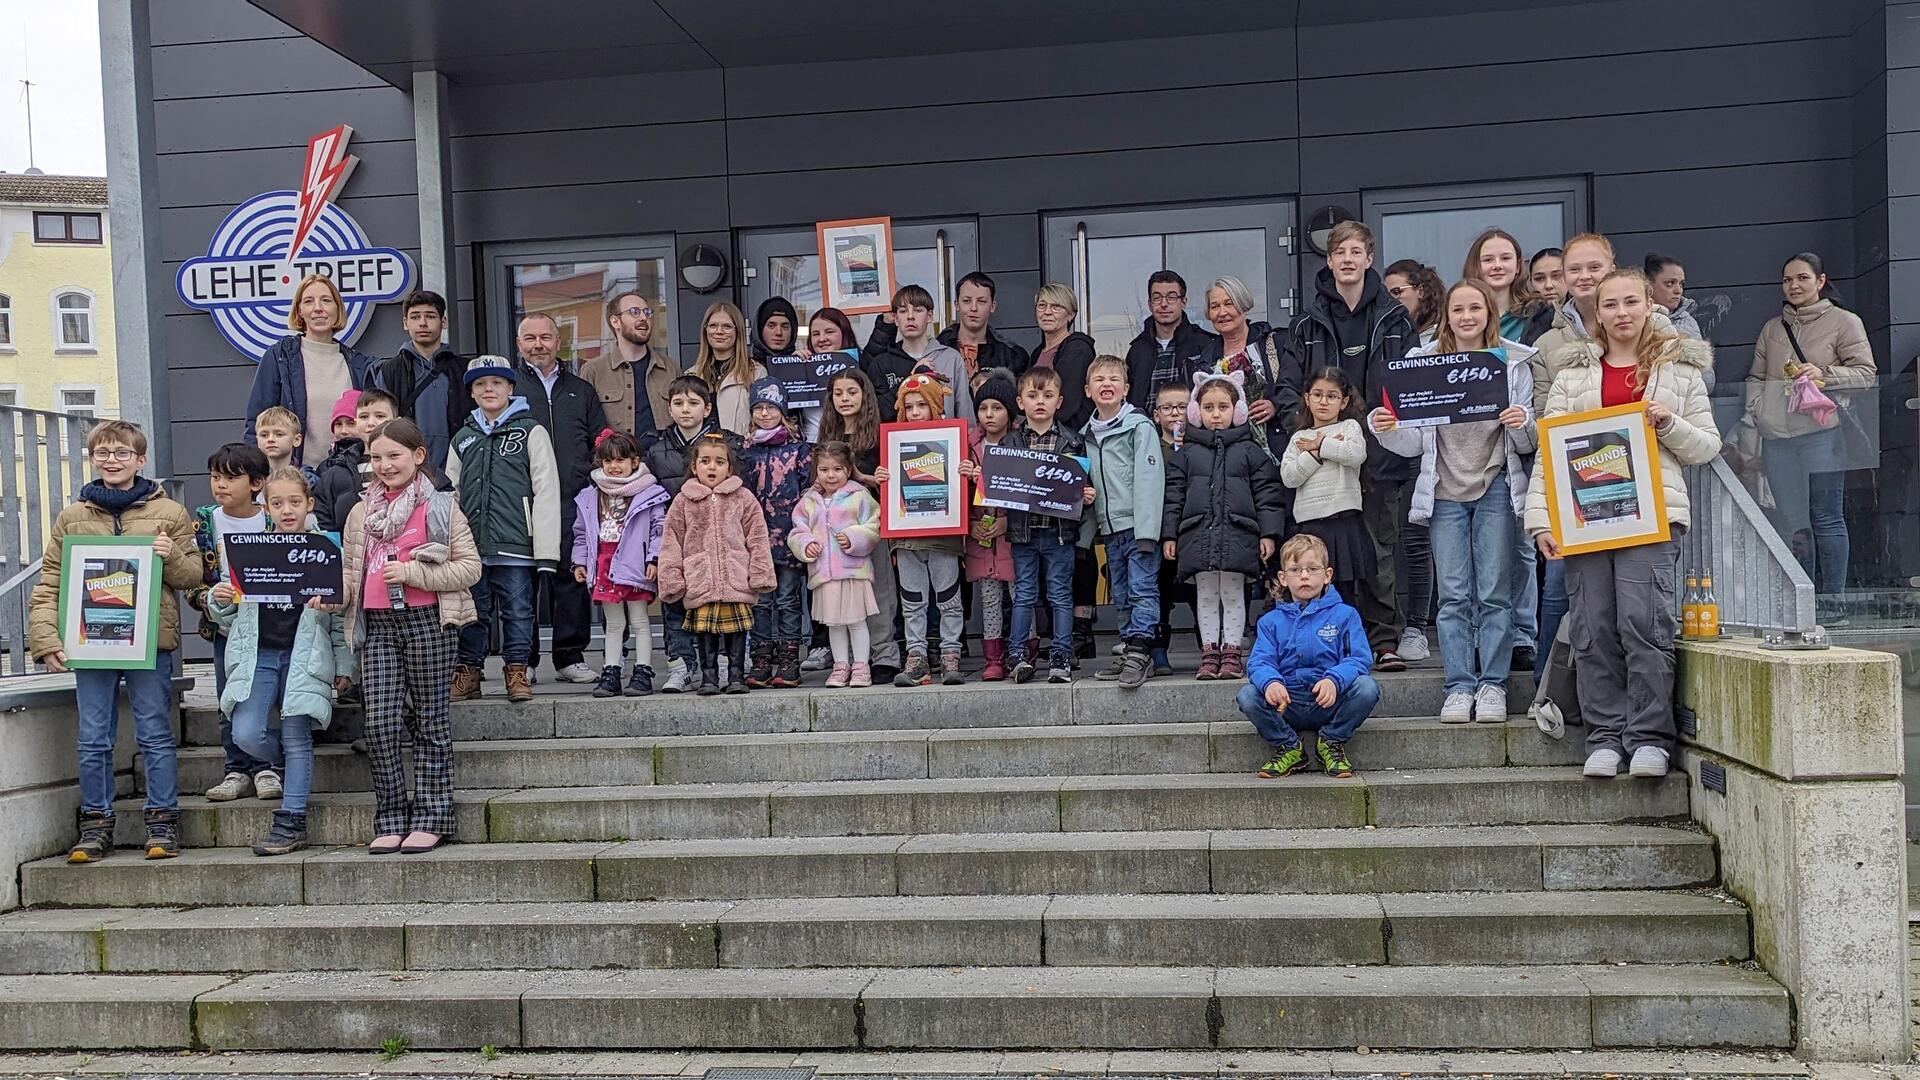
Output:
[657, 476, 776, 608]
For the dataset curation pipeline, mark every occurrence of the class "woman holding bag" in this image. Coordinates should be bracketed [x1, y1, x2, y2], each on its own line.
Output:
[1743, 252, 1876, 603]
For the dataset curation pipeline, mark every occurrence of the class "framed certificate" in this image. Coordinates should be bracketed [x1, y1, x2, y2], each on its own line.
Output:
[816, 216, 896, 315]
[879, 420, 968, 538]
[57, 534, 164, 669]
[1538, 402, 1671, 556]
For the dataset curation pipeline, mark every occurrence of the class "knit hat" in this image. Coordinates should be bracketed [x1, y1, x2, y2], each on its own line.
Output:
[1187, 369, 1248, 427]
[894, 365, 951, 420]
[330, 389, 360, 429]
[463, 355, 517, 386]
[749, 377, 789, 416]
[974, 368, 1017, 418]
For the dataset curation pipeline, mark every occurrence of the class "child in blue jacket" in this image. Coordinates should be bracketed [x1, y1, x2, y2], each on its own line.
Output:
[1236, 533, 1380, 779]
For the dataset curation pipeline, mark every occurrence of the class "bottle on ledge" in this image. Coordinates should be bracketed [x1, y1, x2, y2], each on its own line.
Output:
[1696, 575, 1719, 639]
[1682, 574, 1701, 639]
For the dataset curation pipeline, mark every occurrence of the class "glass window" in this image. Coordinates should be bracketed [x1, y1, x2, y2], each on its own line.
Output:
[0, 294, 10, 347]
[33, 212, 102, 245]
[58, 389, 96, 418]
[741, 222, 977, 352]
[1363, 178, 1587, 277]
[501, 256, 670, 367]
[56, 292, 93, 348]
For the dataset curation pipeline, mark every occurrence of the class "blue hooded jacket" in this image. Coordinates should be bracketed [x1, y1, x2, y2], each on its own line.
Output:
[1245, 585, 1371, 697]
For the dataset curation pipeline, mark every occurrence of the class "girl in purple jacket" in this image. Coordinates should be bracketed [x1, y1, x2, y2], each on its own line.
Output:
[572, 430, 671, 697]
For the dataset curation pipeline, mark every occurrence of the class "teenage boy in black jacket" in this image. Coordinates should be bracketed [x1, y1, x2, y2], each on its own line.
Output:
[374, 290, 469, 474]
[865, 272, 1030, 387]
[1125, 270, 1218, 409]
[1283, 220, 1418, 670]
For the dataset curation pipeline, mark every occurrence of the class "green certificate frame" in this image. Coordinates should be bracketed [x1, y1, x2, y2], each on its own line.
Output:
[56, 534, 163, 670]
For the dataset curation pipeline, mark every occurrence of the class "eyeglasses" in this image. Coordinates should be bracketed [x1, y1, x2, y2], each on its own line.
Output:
[1148, 292, 1185, 306]
[618, 306, 653, 320]
[1282, 564, 1328, 575]
[1306, 390, 1346, 403]
[1153, 403, 1186, 414]
[1387, 285, 1415, 298]
[90, 448, 137, 462]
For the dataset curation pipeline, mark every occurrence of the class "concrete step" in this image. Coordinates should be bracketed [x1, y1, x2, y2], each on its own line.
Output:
[128, 767, 1685, 847]
[165, 717, 1581, 795]
[0, 892, 1752, 974]
[19, 826, 1715, 908]
[0, 964, 1789, 1050]
[178, 668, 1539, 745]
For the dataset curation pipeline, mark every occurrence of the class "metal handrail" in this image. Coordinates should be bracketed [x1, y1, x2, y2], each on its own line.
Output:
[0, 408, 110, 676]
[1677, 456, 1821, 647]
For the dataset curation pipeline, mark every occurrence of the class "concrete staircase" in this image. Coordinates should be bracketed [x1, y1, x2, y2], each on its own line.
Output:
[0, 670, 1791, 1053]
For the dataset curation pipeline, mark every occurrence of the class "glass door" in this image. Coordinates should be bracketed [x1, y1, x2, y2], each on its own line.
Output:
[739, 220, 979, 350]
[483, 236, 677, 365]
[1043, 202, 1297, 358]
[1362, 178, 1588, 276]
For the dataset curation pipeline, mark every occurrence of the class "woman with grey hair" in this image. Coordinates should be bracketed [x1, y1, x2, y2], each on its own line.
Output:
[1189, 276, 1296, 460]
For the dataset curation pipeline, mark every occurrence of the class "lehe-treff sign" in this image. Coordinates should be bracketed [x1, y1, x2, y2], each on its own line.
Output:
[176, 125, 416, 359]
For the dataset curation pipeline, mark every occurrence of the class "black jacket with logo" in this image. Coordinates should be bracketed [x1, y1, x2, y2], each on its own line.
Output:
[1285, 268, 1418, 481]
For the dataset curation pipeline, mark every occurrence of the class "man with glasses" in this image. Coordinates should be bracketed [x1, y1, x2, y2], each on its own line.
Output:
[581, 291, 679, 442]
[1125, 271, 1217, 409]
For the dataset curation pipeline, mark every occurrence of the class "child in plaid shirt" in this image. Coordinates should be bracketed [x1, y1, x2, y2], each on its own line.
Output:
[994, 366, 1094, 684]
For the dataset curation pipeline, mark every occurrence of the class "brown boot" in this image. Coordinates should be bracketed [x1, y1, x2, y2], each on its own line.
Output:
[451, 663, 482, 701]
[504, 663, 534, 703]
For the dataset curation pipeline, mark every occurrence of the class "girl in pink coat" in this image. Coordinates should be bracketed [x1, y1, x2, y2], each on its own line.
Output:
[788, 442, 882, 688]
[657, 434, 775, 695]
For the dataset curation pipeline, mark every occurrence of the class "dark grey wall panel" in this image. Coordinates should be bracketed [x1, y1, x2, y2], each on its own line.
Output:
[1607, 221, 1857, 288]
[448, 69, 724, 135]
[151, 0, 301, 46]
[151, 37, 389, 99]
[1593, 161, 1854, 234]
[159, 193, 420, 262]
[153, 88, 415, 154]
[168, 365, 259, 423]
[449, 123, 728, 191]
[155, 139, 418, 209]
[453, 178, 730, 242]
[980, 214, 1040, 274]
[723, 30, 1294, 118]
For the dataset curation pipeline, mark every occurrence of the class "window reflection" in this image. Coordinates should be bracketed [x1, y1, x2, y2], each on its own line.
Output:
[508, 258, 670, 367]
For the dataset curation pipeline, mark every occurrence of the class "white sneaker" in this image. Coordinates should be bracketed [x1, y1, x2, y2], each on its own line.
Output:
[1439, 692, 1474, 724]
[554, 662, 597, 684]
[801, 646, 830, 672]
[1584, 749, 1623, 778]
[1628, 746, 1671, 778]
[205, 772, 251, 802]
[660, 658, 692, 694]
[253, 769, 283, 800]
[1472, 684, 1507, 724]
[1397, 626, 1431, 662]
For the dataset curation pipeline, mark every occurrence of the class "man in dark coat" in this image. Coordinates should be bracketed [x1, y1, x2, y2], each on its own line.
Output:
[1282, 220, 1419, 668]
[1124, 270, 1217, 409]
[513, 312, 609, 685]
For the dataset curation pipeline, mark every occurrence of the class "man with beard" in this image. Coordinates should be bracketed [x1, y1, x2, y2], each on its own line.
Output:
[581, 290, 680, 442]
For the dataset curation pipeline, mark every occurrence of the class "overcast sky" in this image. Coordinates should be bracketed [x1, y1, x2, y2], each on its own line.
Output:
[0, 0, 106, 176]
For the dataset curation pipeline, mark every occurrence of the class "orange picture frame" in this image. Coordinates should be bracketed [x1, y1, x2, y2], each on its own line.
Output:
[1537, 401, 1671, 557]
[815, 216, 897, 315]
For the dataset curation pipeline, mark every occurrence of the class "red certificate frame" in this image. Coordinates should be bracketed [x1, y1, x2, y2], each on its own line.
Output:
[878, 419, 969, 539]
[816, 216, 897, 316]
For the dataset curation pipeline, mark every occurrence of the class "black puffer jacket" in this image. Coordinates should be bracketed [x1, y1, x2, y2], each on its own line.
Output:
[1124, 315, 1216, 410]
[1162, 422, 1286, 580]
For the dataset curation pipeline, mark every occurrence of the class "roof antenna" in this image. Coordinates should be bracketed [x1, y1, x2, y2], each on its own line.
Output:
[17, 79, 34, 171]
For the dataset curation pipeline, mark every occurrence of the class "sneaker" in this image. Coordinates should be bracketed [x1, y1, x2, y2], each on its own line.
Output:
[67, 811, 114, 864]
[205, 772, 252, 802]
[1439, 691, 1474, 724]
[554, 662, 598, 684]
[1584, 748, 1623, 778]
[1257, 744, 1305, 778]
[1628, 745, 1671, 778]
[940, 647, 965, 686]
[143, 809, 181, 860]
[1195, 643, 1222, 680]
[1047, 649, 1072, 684]
[1472, 684, 1507, 724]
[771, 642, 803, 688]
[744, 641, 775, 689]
[848, 662, 873, 688]
[824, 661, 851, 688]
[253, 770, 283, 800]
[593, 664, 624, 698]
[1217, 644, 1245, 680]
[1315, 739, 1355, 778]
[625, 664, 654, 696]
[1373, 649, 1406, 672]
[894, 652, 933, 687]
[1397, 626, 1431, 662]
[801, 646, 831, 672]
[1093, 653, 1128, 680]
[252, 810, 307, 857]
[1150, 648, 1173, 677]
[1115, 644, 1152, 690]
[660, 658, 692, 694]
[1012, 655, 1037, 684]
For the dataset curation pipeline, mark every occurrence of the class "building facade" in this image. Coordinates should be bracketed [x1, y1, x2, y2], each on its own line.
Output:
[0, 174, 119, 421]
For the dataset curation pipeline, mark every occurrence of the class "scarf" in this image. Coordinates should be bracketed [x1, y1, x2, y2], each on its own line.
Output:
[592, 466, 657, 498]
[1085, 403, 1137, 437]
[748, 424, 792, 447]
[80, 476, 158, 519]
[362, 473, 433, 577]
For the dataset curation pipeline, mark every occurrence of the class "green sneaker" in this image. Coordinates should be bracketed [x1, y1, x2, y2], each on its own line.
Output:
[1316, 739, 1355, 778]
[1257, 744, 1305, 779]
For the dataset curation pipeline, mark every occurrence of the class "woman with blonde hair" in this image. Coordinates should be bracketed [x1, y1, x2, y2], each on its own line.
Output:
[244, 273, 378, 464]
[1527, 269, 1719, 780]
[1463, 228, 1555, 346]
[693, 301, 765, 436]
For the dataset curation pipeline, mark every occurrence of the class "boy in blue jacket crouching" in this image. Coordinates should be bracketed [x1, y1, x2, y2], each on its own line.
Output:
[1236, 533, 1379, 779]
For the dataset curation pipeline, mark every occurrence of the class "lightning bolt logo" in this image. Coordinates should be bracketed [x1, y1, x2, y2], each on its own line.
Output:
[288, 125, 358, 263]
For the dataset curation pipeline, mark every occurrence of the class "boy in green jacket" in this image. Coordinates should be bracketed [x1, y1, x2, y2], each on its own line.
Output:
[1082, 355, 1164, 689]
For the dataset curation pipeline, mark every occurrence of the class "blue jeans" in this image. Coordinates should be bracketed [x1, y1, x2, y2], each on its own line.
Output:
[1762, 427, 1849, 595]
[1510, 466, 1538, 650]
[458, 563, 535, 666]
[228, 646, 318, 814]
[212, 633, 272, 776]
[1103, 529, 1161, 642]
[1537, 557, 1568, 680]
[75, 650, 178, 814]
[662, 600, 696, 665]
[753, 564, 807, 643]
[1429, 472, 1516, 695]
[1011, 532, 1076, 663]
[1236, 676, 1380, 750]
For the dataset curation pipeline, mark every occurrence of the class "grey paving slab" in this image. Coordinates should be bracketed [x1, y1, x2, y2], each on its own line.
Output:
[769, 776, 1062, 836]
[895, 830, 1211, 895]
[1043, 893, 1385, 966]
[102, 904, 413, 972]
[596, 835, 905, 900]
[20, 847, 317, 908]
[653, 730, 930, 784]
[927, 723, 1213, 779]
[0, 973, 233, 1049]
[1381, 891, 1752, 965]
[485, 784, 772, 843]
[301, 842, 610, 904]
[1210, 826, 1544, 894]
[403, 901, 728, 970]
[195, 970, 536, 1049]
[1215, 965, 1593, 1049]
[717, 895, 1046, 967]
[1057, 772, 1366, 831]
[861, 967, 1215, 1049]
[519, 968, 871, 1048]
[1579, 964, 1792, 1048]
[1366, 767, 1690, 827]
[0, 908, 145, 974]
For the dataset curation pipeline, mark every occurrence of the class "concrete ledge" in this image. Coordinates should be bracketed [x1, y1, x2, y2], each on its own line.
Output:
[520, 969, 869, 1048]
[0, 973, 230, 1049]
[1677, 640, 1901, 781]
[196, 970, 531, 1049]
[861, 967, 1214, 1049]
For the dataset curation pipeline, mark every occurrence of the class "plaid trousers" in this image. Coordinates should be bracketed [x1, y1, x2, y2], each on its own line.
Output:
[362, 606, 459, 837]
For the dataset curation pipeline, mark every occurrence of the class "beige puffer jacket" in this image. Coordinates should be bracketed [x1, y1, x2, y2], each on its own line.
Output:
[1744, 300, 1875, 440]
[1524, 336, 1721, 534]
[339, 493, 482, 648]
